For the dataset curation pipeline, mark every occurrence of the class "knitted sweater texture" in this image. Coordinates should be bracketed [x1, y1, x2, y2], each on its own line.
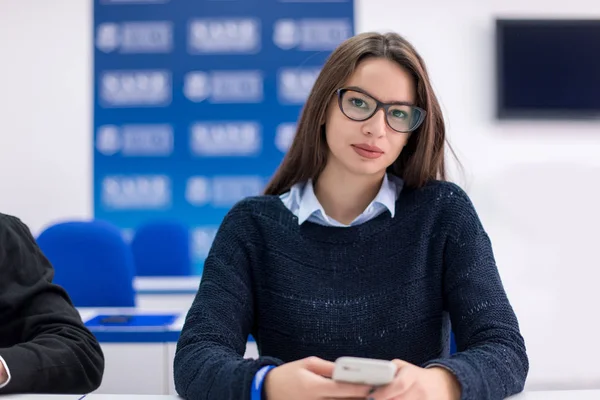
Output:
[173, 181, 529, 400]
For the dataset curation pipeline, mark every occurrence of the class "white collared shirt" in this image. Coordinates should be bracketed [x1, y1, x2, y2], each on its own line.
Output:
[280, 173, 403, 227]
[0, 356, 11, 389]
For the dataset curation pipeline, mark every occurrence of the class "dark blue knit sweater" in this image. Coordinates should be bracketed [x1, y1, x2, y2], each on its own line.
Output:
[174, 181, 528, 400]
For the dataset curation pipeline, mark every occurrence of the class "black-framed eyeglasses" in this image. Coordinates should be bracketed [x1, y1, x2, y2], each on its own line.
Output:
[336, 87, 426, 133]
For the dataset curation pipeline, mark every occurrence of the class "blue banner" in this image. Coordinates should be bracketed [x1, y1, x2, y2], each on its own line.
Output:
[93, 0, 354, 274]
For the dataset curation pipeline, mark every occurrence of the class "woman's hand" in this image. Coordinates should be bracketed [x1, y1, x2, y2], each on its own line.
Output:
[264, 356, 375, 400]
[368, 359, 461, 400]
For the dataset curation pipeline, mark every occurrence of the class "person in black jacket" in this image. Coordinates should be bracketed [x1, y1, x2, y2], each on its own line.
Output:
[0, 212, 104, 394]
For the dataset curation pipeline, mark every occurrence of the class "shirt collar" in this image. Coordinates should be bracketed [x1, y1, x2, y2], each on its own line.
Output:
[296, 179, 328, 225]
[296, 174, 401, 225]
[373, 173, 400, 218]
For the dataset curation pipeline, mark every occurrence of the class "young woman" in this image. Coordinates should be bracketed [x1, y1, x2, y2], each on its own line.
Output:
[174, 32, 528, 400]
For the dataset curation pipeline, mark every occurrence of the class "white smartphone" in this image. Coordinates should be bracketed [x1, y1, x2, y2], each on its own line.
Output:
[332, 356, 397, 386]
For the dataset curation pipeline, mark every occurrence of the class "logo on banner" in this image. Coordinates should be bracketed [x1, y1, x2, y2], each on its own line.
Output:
[96, 125, 121, 156]
[100, 70, 171, 107]
[273, 18, 352, 51]
[186, 176, 264, 207]
[277, 67, 320, 104]
[275, 123, 296, 152]
[184, 71, 263, 103]
[100, 0, 171, 4]
[96, 124, 174, 156]
[190, 122, 261, 156]
[96, 21, 173, 53]
[188, 18, 260, 54]
[191, 227, 219, 260]
[102, 175, 171, 209]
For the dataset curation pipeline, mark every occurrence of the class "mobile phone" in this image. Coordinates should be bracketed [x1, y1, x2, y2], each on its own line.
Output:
[332, 357, 397, 386]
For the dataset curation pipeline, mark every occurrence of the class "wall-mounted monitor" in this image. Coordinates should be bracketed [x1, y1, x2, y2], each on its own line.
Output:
[496, 19, 600, 119]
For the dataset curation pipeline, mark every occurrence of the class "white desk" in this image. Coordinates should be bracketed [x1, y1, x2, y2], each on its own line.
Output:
[0, 396, 84, 399]
[77, 307, 257, 396]
[85, 396, 181, 399]
[509, 390, 600, 399]
[0, 396, 178, 400]
[4, 390, 600, 399]
[133, 276, 200, 310]
[84, 393, 600, 400]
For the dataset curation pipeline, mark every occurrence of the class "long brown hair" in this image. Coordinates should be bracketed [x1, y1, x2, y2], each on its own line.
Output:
[264, 31, 455, 196]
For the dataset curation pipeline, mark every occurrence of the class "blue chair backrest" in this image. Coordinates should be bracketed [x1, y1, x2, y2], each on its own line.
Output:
[36, 220, 135, 308]
[130, 220, 191, 276]
[450, 332, 457, 354]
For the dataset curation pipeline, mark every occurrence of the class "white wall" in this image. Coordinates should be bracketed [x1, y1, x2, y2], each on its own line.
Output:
[0, 0, 92, 234]
[357, 0, 600, 391]
[1, 0, 599, 392]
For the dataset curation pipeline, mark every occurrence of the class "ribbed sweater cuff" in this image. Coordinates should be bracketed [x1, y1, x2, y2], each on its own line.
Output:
[423, 357, 476, 400]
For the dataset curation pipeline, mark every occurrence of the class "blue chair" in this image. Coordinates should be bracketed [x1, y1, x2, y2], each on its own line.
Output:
[36, 220, 136, 307]
[130, 220, 192, 276]
[450, 332, 457, 354]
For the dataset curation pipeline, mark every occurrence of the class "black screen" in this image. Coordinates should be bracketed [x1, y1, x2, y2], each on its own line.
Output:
[496, 19, 600, 119]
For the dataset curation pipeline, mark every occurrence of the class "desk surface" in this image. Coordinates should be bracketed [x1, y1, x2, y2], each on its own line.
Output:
[0, 396, 180, 400]
[133, 276, 200, 295]
[78, 307, 187, 330]
[85, 396, 181, 399]
[76, 307, 256, 344]
[509, 390, 600, 399]
[4, 390, 600, 399]
[0, 395, 179, 399]
[77, 307, 187, 343]
[0, 396, 84, 399]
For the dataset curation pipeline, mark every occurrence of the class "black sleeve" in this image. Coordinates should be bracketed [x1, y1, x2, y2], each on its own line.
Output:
[0, 214, 104, 394]
[173, 201, 283, 400]
[422, 188, 529, 400]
